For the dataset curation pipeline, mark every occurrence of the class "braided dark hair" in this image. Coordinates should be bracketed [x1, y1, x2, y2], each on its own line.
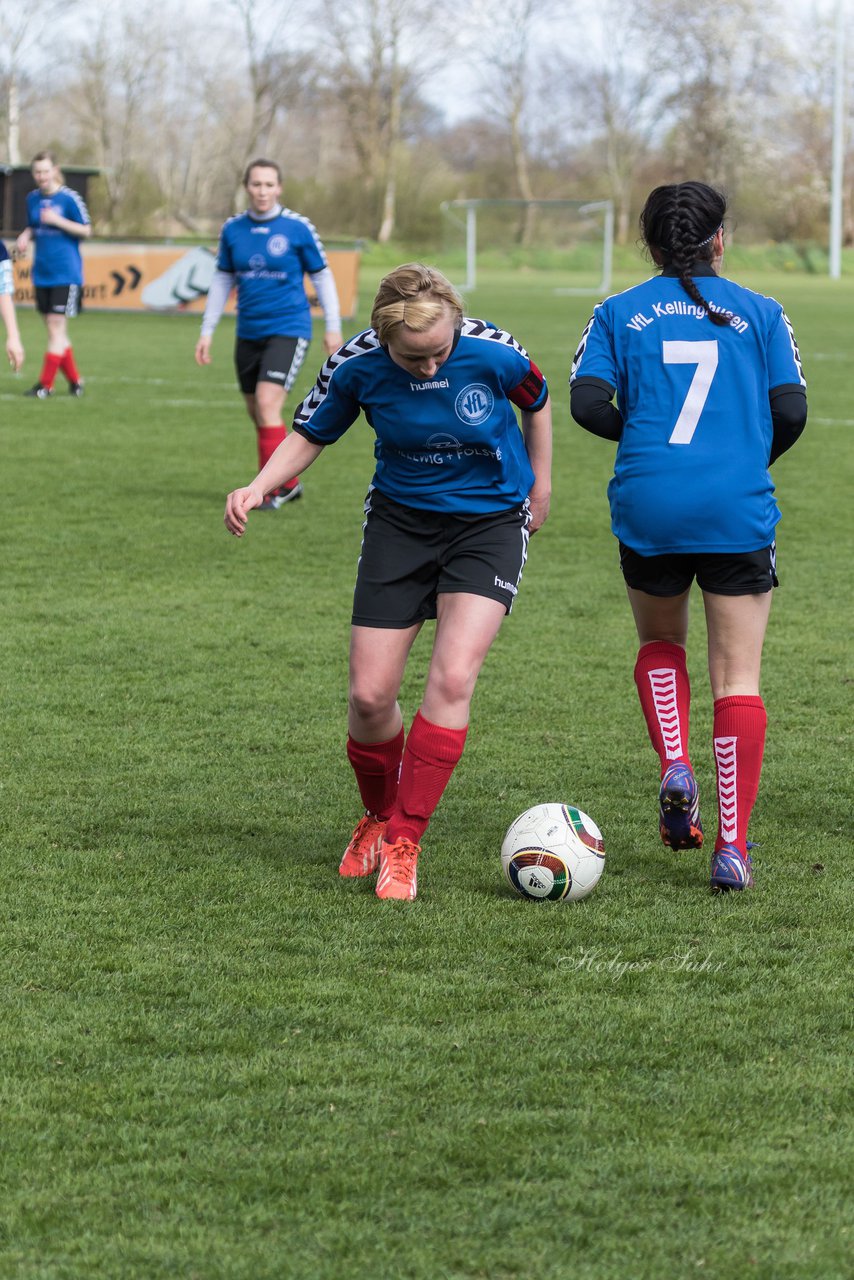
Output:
[639, 182, 728, 326]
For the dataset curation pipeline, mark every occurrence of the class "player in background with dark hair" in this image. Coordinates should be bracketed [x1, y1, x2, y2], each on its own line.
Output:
[15, 151, 90, 397]
[195, 158, 342, 510]
[0, 238, 25, 373]
[225, 263, 552, 900]
[570, 180, 807, 892]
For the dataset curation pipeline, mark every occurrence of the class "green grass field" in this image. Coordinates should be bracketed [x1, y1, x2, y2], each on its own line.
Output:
[0, 264, 851, 1280]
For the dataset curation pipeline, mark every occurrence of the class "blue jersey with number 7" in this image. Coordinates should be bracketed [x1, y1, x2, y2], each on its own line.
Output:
[570, 266, 806, 554]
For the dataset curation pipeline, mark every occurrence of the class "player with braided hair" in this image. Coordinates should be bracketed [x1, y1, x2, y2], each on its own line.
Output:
[640, 181, 730, 327]
[570, 181, 807, 893]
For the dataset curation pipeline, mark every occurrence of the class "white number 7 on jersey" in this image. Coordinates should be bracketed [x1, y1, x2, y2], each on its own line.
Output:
[662, 340, 719, 444]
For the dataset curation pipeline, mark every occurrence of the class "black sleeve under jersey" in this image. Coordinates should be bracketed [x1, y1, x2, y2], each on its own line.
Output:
[570, 377, 623, 442]
[769, 385, 808, 464]
[571, 378, 806, 459]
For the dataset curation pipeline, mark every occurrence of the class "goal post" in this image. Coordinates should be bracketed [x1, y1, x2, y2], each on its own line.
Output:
[439, 198, 614, 296]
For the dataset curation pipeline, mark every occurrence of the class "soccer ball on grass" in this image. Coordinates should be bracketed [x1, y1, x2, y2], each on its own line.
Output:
[501, 803, 605, 902]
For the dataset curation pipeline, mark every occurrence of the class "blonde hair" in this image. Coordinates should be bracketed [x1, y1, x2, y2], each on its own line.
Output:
[371, 263, 463, 344]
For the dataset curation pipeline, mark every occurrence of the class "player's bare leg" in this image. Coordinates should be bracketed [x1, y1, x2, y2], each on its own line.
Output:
[626, 585, 690, 647]
[348, 623, 421, 742]
[702, 590, 771, 699]
[246, 381, 286, 432]
[45, 312, 69, 356]
[422, 592, 507, 728]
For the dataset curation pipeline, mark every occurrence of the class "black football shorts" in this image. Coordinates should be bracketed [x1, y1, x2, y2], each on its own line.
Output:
[35, 284, 80, 317]
[619, 541, 778, 596]
[235, 334, 309, 394]
[352, 487, 532, 628]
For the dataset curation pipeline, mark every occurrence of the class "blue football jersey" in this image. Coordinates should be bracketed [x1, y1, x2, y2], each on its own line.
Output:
[293, 318, 548, 513]
[216, 207, 328, 341]
[26, 186, 89, 287]
[571, 268, 806, 554]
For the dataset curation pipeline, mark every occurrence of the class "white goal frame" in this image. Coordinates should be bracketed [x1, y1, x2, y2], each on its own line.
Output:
[439, 197, 614, 295]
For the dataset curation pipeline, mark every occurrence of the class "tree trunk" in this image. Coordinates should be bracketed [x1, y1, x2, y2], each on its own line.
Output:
[377, 174, 396, 243]
[7, 75, 21, 164]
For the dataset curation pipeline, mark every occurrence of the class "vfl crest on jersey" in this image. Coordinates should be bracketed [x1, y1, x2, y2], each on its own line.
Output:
[268, 235, 288, 256]
[455, 383, 494, 425]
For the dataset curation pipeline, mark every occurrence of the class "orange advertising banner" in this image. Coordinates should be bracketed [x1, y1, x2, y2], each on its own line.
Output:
[7, 242, 360, 318]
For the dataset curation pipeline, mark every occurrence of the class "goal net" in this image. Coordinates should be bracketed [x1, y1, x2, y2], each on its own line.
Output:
[438, 198, 614, 296]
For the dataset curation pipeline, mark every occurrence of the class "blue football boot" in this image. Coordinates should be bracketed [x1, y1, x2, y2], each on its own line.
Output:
[710, 843, 755, 892]
[659, 762, 704, 849]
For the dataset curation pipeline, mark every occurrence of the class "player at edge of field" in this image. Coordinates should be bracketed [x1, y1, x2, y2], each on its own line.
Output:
[570, 180, 807, 893]
[195, 158, 342, 511]
[15, 150, 90, 398]
[224, 263, 553, 901]
[0, 237, 25, 373]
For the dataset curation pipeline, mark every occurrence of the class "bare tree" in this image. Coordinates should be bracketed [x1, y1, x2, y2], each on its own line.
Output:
[457, 0, 558, 246]
[4, 0, 839, 247]
[644, 0, 780, 192]
[228, 0, 315, 185]
[548, 0, 663, 244]
[318, 0, 448, 241]
[0, 0, 75, 162]
[68, 7, 170, 229]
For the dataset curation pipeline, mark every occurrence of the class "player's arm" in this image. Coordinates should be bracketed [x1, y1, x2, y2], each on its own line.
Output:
[570, 376, 623, 441]
[225, 433, 325, 536]
[768, 385, 807, 464]
[0, 294, 24, 372]
[765, 309, 807, 464]
[14, 226, 32, 255]
[308, 265, 342, 355]
[195, 269, 234, 364]
[39, 208, 91, 237]
[508, 359, 552, 533]
[521, 398, 552, 533]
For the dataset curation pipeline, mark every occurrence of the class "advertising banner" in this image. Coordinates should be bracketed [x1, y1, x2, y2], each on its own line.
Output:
[7, 242, 360, 318]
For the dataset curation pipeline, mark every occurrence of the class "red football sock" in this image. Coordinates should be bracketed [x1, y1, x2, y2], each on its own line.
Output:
[257, 426, 300, 493]
[60, 345, 81, 384]
[633, 641, 693, 775]
[256, 425, 286, 471]
[39, 352, 63, 391]
[346, 727, 405, 820]
[713, 695, 767, 852]
[385, 711, 468, 845]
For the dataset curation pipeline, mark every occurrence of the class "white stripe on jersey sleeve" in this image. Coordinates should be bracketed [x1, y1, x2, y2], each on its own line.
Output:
[780, 310, 807, 388]
[292, 328, 381, 433]
[281, 208, 329, 264]
[61, 184, 91, 225]
[570, 312, 598, 382]
[460, 316, 528, 359]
